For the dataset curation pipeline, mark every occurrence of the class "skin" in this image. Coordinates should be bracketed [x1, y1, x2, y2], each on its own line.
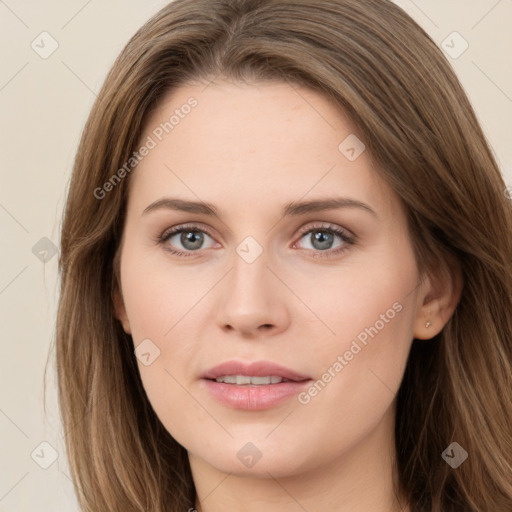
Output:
[114, 79, 461, 512]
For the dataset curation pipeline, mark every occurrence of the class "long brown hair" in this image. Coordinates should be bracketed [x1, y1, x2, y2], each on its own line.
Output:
[55, 0, 512, 510]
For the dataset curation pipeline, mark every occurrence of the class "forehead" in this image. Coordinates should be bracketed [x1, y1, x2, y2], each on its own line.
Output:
[141, 79, 351, 165]
[126, 79, 397, 219]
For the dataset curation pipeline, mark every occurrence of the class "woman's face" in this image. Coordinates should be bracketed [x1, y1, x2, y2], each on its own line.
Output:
[114, 79, 431, 477]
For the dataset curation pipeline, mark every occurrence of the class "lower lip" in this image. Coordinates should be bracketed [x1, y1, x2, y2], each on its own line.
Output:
[202, 379, 311, 410]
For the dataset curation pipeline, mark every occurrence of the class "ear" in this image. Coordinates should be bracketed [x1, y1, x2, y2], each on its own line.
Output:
[413, 258, 463, 340]
[113, 286, 132, 335]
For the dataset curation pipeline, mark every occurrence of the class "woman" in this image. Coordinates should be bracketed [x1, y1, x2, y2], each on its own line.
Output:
[56, 0, 512, 511]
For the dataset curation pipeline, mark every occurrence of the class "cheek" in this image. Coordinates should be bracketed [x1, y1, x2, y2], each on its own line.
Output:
[287, 249, 418, 358]
[286, 253, 418, 423]
[120, 247, 209, 339]
[119, 251, 212, 441]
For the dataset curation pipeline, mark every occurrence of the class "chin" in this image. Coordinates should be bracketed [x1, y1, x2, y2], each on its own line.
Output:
[190, 436, 320, 478]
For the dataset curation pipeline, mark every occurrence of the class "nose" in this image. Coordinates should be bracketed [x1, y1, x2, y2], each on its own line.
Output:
[215, 249, 290, 338]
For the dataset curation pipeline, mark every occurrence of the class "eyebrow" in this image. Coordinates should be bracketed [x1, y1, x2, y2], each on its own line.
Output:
[142, 197, 377, 218]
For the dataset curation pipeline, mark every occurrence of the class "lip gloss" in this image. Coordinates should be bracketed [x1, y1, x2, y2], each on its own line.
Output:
[202, 379, 311, 410]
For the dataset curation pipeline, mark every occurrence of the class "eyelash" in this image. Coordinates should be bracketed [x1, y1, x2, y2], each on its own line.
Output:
[156, 222, 356, 259]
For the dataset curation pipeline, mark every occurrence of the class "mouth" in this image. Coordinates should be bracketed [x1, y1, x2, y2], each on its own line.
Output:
[212, 375, 293, 385]
[201, 361, 312, 410]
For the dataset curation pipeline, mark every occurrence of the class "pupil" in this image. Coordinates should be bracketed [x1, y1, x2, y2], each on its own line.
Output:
[181, 231, 203, 250]
[312, 231, 333, 250]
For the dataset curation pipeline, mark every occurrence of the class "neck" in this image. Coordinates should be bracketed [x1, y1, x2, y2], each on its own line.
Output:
[189, 406, 410, 512]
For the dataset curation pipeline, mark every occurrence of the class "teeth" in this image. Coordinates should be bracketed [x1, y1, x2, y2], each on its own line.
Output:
[214, 375, 286, 385]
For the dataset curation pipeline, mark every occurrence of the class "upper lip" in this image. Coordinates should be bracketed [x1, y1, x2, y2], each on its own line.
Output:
[202, 360, 311, 382]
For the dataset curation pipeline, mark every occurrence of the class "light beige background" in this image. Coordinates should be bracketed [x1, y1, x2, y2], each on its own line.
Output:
[0, 1, 511, 510]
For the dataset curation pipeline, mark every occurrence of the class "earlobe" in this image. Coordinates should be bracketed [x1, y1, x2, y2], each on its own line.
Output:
[414, 262, 463, 340]
[113, 287, 132, 335]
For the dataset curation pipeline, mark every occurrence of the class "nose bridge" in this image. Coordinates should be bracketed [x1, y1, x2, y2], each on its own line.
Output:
[215, 234, 289, 335]
[229, 236, 272, 304]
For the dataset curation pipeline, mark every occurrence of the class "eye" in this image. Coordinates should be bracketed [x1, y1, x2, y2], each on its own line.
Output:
[157, 222, 356, 259]
[294, 223, 355, 258]
[158, 224, 217, 257]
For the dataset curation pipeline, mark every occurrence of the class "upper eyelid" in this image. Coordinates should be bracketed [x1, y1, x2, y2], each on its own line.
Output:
[296, 222, 352, 236]
[161, 222, 213, 237]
